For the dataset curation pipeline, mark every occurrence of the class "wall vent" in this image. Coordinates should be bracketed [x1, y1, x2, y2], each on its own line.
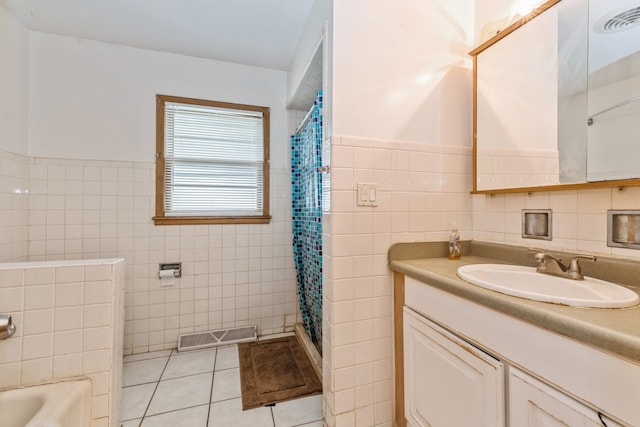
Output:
[597, 5, 640, 33]
[177, 325, 256, 352]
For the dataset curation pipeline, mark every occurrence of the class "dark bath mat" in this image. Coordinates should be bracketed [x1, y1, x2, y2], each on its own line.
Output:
[238, 335, 322, 410]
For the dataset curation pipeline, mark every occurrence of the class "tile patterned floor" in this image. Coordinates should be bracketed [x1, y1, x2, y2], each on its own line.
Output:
[121, 344, 324, 427]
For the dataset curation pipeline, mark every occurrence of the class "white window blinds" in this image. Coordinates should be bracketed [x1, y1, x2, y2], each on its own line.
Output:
[163, 101, 265, 217]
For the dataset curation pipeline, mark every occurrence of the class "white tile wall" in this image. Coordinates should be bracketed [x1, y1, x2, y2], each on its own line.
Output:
[25, 157, 298, 355]
[0, 259, 124, 427]
[472, 186, 640, 260]
[476, 147, 560, 190]
[0, 149, 29, 262]
[322, 135, 473, 427]
[11, 132, 636, 427]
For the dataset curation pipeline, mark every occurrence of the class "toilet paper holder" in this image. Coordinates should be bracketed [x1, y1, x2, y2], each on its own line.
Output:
[159, 262, 182, 278]
[522, 209, 552, 241]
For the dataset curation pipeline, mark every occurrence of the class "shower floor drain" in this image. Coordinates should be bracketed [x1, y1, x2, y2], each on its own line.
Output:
[177, 325, 257, 352]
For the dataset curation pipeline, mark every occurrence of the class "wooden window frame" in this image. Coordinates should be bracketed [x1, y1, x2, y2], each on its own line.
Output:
[153, 94, 271, 225]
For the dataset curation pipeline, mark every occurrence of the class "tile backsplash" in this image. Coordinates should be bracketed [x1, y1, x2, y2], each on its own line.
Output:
[472, 186, 640, 259]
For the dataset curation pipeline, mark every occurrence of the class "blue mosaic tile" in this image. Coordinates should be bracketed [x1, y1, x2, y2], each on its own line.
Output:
[291, 91, 323, 354]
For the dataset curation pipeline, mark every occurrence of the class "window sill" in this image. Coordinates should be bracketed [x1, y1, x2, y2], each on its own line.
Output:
[152, 215, 271, 225]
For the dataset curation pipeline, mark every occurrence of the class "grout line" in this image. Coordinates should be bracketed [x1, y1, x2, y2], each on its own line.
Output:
[206, 347, 217, 427]
[138, 350, 172, 422]
[270, 405, 276, 427]
[141, 403, 211, 423]
[123, 350, 173, 364]
[123, 344, 323, 426]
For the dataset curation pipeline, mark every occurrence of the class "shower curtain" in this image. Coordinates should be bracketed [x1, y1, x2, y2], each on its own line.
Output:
[291, 91, 323, 354]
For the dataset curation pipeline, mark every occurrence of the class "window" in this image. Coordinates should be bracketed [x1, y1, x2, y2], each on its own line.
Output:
[154, 95, 270, 225]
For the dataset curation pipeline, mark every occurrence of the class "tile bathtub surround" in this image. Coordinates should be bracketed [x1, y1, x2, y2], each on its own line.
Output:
[121, 345, 323, 427]
[25, 157, 299, 355]
[0, 258, 125, 427]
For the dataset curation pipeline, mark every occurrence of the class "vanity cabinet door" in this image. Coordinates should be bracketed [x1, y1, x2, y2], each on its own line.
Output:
[403, 308, 505, 427]
[509, 367, 625, 427]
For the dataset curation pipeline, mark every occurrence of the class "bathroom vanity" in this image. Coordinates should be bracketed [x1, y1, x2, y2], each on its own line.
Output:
[390, 242, 640, 427]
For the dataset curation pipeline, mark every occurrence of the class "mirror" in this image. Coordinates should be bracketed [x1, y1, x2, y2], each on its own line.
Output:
[587, 0, 640, 181]
[472, 0, 640, 193]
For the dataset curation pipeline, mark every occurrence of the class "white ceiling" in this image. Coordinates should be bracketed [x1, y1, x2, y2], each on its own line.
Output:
[0, 0, 315, 71]
[589, 0, 640, 73]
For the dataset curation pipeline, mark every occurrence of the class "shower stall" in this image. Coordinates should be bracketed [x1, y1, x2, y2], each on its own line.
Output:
[291, 91, 323, 354]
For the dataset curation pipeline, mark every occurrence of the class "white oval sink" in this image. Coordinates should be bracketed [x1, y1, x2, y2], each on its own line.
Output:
[457, 264, 640, 308]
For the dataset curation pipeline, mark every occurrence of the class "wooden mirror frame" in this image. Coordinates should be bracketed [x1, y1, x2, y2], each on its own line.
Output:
[469, 0, 640, 195]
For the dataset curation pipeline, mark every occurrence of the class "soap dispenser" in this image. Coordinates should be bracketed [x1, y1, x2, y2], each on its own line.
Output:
[448, 222, 461, 260]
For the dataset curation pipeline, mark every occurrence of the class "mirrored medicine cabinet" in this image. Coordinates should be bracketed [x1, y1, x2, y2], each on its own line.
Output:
[471, 0, 640, 193]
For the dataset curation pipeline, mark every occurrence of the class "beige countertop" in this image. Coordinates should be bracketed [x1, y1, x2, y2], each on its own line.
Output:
[389, 242, 640, 364]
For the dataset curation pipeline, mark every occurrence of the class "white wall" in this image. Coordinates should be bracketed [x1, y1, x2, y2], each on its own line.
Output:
[476, 7, 558, 152]
[0, 5, 29, 155]
[288, 0, 332, 102]
[323, 1, 475, 425]
[28, 32, 290, 168]
[475, 0, 520, 42]
[587, 74, 640, 181]
[0, 29, 300, 354]
[0, 5, 29, 262]
[332, 0, 474, 146]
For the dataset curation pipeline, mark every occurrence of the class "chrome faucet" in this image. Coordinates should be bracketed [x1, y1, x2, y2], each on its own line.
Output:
[0, 314, 16, 340]
[531, 250, 596, 280]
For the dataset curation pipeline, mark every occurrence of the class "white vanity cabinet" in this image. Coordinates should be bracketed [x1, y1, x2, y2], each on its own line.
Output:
[399, 276, 638, 427]
[509, 367, 623, 427]
[403, 308, 504, 427]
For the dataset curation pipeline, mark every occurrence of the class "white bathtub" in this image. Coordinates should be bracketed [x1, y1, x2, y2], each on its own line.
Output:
[0, 380, 91, 427]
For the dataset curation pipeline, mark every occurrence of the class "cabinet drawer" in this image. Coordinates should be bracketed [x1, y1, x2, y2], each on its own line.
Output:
[403, 307, 505, 427]
[509, 367, 627, 427]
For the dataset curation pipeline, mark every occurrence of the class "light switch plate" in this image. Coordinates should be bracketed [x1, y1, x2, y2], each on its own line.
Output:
[357, 183, 378, 207]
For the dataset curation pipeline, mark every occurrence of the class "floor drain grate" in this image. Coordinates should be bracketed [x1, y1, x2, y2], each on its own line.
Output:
[178, 325, 257, 352]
